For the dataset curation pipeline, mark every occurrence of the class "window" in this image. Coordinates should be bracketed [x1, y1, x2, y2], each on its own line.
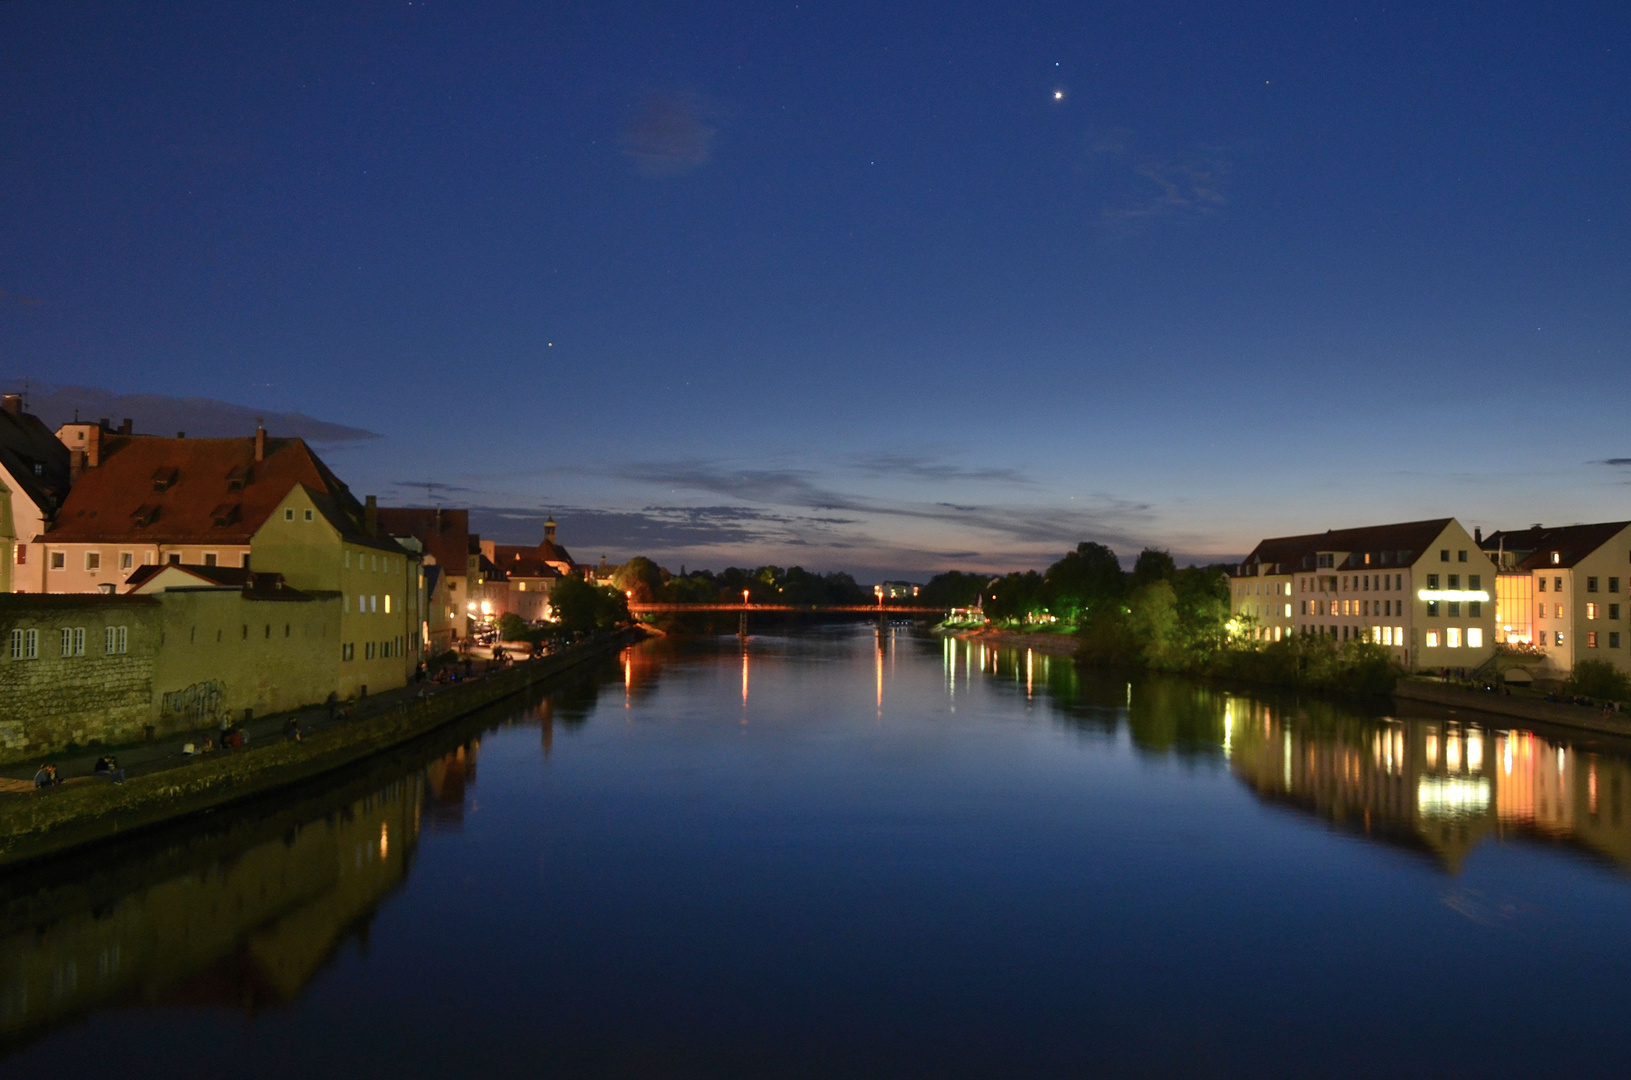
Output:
[1613, 633, 1623, 649]
[1448, 574, 1460, 589]
[304, 508, 313, 521]
[167, 553, 181, 565]
[1448, 602, 1460, 617]
[1467, 628, 1483, 648]
[1469, 574, 1481, 590]
[1426, 630, 1441, 647]
[370, 595, 378, 613]
[1556, 604, 1564, 619]
[1447, 627, 1462, 648]
[104, 626, 127, 654]
[1557, 632, 1567, 644]
[365, 641, 375, 660]
[1588, 603, 1599, 620]
[10, 629, 38, 660]
[60, 627, 85, 657]
[1540, 631, 1549, 646]
[49, 551, 66, 570]
[204, 553, 217, 567]
[1613, 604, 1623, 621]
[1427, 601, 1440, 617]
[85, 552, 100, 571]
[1552, 552, 1561, 564]
[14, 544, 23, 566]
[1458, 550, 1467, 562]
[343, 643, 355, 661]
[1555, 577, 1563, 591]
[1300, 600, 1307, 615]
[1440, 550, 1450, 562]
[1427, 574, 1440, 589]
[1612, 577, 1622, 593]
[1588, 577, 1600, 593]
[1589, 631, 1599, 649]
[120, 552, 133, 570]
[284, 508, 295, 521]
[358, 595, 366, 613]
[1538, 577, 1548, 593]
[384, 594, 392, 614]
[1284, 603, 1292, 618]
[1470, 601, 1482, 617]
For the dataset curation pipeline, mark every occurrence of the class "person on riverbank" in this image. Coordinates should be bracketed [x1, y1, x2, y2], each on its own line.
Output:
[94, 755, 125, 783]
[284, 717, 302, 742]
[32, 764, 55, 788]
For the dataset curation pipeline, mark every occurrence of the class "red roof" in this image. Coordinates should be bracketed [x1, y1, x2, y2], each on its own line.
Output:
[44, 434, 360, 545]
[376, 507, 470, 573]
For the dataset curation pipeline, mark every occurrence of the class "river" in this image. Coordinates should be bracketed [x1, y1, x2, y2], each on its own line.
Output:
[3, 625, 1630, 1078]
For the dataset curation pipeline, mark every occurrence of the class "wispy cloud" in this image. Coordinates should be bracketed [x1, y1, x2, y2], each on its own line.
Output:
[1086, 129, 1230, 226]
[0, 378, 379, 442]
[622, 90, 716, 177]
[844, 451, 1030, 485]
[1594, 458, 1631, 467]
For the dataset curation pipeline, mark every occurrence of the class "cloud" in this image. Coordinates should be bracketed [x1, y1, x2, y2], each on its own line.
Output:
[1594, 458, 1631, 467]
[621, 90, 716, 176]
[1, 379, 379, 442]
[391, 480, 477, 497]
[844, 451, 1030, 485]
[1086, 131, 1230, 226]
[468, 503, 845, 551]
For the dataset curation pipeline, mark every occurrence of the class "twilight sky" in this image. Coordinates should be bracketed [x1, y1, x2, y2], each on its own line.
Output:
[3, 1, 1629, 578]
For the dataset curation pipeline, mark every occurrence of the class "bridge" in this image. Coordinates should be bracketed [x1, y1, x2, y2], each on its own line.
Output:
[627, 603, 946, 615]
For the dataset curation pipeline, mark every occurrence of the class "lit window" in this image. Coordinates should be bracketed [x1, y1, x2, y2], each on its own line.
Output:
[371, 595, 378, 613]
[1447, 627, 1462, 648]
[1557, 632, 1566, 644]
[384, 594, 392, 614]
[1426, 631, 1441, 647]
[1588, 603, 1599, 620]
[1556, 604, 1564, 619]
[1589, 631, 1599, 648]
[1467, 628, 1483, 648]
[1552, 552, 1561, 564]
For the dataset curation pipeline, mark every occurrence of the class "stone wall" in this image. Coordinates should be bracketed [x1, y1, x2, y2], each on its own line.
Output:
[0, 595, 161, 762]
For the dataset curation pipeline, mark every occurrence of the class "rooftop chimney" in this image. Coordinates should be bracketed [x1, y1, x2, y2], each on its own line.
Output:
[176, 431, 185, 439]
[1, 394, 20, 416]
[1474, 526, 1482, 544]
[84, 425, 102, 468]
[365, 495, 378, 536]
[69, 449, 86, 483]
[254, 424, 266, 462]
[120, 418, 132, 435]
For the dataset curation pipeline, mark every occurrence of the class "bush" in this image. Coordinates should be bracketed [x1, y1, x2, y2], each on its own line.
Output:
[1569, 659, 1631, 701]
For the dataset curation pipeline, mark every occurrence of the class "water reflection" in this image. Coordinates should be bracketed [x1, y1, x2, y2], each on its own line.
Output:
[950, 633, 1631, 875]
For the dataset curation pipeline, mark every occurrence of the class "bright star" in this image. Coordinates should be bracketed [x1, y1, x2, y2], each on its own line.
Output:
[1053, 89, 1065, 101]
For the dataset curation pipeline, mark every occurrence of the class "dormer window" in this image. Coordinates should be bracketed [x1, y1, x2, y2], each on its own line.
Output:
[131, 504, 160, 527]
[152, 467, 178, 492]
[225, 464, 253, 490]
[1551, 552, 1561, 564]
[210, 503, 241, 527]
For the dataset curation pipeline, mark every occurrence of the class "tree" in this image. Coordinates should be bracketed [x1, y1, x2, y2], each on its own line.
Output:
[920, 571, 990, 609]
[1045, 542, 1125, 618]
[551, 574, 631, 633]
[497, 612, 529, 642]
[1130, 548, 1177, 590]
[613, 556, 665, 602]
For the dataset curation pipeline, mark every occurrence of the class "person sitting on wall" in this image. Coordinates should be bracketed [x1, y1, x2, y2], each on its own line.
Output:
[33, 764, 53, 788]
[284, 717, 302, 743]
[94, 755, 126, 784]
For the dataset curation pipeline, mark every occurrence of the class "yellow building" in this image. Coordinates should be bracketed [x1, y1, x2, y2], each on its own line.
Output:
[250, 487, 422, 698]
[0, 393, 71, 591]
[1482, 522, 1631, 675]
[1231, 518, 1498, 671]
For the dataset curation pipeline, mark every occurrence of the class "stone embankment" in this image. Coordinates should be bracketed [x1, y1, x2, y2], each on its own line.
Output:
[941, 627, 1081, 657]
[0, 631, 639, 867]
[1394, 678, 1631, 738]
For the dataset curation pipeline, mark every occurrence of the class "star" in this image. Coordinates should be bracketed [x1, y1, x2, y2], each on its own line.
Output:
[1053, 89, 1065, 101]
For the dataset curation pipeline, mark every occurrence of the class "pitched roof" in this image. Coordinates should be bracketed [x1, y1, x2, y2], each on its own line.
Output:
[376, 507, 470, 572]
[304, 487, 413, 555]
[0, 404, 71, 521]
[1237, 519, 1456, 577]
[490, 544, 565, 580]
[125, 562, 316, 600]
[1481, 522, 1631, 571]
[43, 434, 361, 545]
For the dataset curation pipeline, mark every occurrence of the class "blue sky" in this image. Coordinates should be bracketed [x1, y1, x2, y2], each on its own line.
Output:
[3, 1, 1629, 577]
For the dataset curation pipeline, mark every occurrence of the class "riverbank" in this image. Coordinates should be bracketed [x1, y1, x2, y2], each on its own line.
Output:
[940, 627, 1082, 657]
[1394, 677, 1631, 737]
[0, 630, 640, 868]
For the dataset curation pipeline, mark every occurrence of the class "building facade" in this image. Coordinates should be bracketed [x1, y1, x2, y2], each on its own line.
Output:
[0, 394, 71, 591]
[1482, 522, 1631, 675]
[1232, 518, 1498, 671]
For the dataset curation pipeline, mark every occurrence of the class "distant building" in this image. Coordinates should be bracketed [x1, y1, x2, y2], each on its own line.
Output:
[876, 581, 922, 600]
[1481, 522, 1631, 675]
[376, 506, 472, 652]
[34, 424, 360, 594]
[478, 518, 577, 622]
[1231, 518, 1497, 670]
[0, 393, 72, 592]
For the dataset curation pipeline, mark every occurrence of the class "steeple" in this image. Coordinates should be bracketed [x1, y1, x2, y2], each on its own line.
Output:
[544, 516, 557, 545]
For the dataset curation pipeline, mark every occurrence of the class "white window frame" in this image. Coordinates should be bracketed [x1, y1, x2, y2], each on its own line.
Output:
[61, 627, 86, 657]
[49, 550, 66, 570]
[105, 625, 128, 654]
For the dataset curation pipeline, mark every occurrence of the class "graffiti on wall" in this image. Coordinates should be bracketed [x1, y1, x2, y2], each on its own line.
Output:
[162, 681, 225, 724]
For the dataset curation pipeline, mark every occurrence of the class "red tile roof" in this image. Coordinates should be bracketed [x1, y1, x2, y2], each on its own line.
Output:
[490, 544, 565, 580]
[1482, 522, 1631, 571]
[44, 434, 361, 545]
[1237, 519, 1456, 577]
[376, 507, 471, 573]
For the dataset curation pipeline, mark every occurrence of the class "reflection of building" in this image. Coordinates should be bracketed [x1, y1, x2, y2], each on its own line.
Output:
[1230, 518, 1497, 670]
[1482, 522, 1631, 673]
[1224, 698, 1631, 874]
[423, 740, 479, 831]
[0, 775, 423, 1043]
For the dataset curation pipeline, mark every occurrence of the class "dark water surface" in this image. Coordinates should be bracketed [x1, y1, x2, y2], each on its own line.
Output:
[5, 626, 1631, 1078]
